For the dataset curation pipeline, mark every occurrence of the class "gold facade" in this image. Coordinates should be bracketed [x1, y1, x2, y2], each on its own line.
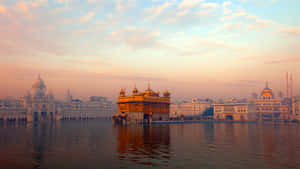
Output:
[113, 85, 170, 123]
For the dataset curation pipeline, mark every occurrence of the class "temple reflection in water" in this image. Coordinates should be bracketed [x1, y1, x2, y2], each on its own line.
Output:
[114, 124, 170, 166]
[0, 121, 299, 169]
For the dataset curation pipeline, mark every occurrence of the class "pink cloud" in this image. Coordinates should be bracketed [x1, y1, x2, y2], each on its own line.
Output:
[276, 27, 300, 36]
[0, 4, 9, 16]
[264, 56, 300, 64]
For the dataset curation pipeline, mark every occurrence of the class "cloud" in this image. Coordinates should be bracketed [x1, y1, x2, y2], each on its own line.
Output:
[57, 0, 69, 5]
[15, 1, 40, 13]
[239, 0, 277, 4]
[221, 12, 247, 20]
[264, 56, 300, 64]
[67, 58, 109, 66]
[79, 12, 95, 22]
[200, 3, 219, 8]
[0, 4, 9, 16]
[116, 0, 136, 10]
[222, 1, 232, 14]
[108, 27, 164, 49]
[176, 9, 189, 16]
[223, 1, 232, 7]
[145, 1, 174, 21]
[276, 27, 300, 36]
[178, 0, 202, 9]
[179, 38, 242, 56]
[0, 1, 67, 59]
[238, 51, 300, 65]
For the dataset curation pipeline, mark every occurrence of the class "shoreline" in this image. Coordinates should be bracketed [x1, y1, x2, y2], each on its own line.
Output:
[151, 120, 300, 124]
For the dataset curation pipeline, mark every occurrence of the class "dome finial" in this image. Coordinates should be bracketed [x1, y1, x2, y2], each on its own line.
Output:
[133, 84, 138, 94]
[266, 81, 269, 88]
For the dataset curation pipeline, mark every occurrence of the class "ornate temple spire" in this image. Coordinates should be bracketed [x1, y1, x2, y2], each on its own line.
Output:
[133, 84, 138, 94]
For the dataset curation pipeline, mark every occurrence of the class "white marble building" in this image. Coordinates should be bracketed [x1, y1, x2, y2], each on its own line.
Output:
[0, 75, 61, 122]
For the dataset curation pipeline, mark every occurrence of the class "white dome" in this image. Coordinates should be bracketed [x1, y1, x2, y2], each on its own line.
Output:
[31, 74, 47, 99]
[32, 74, 46, 90]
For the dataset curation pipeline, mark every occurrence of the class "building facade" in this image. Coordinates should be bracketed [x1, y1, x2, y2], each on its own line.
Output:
[113, 85, 170, 124]
[170, 98, 211, 119]
[255, 82, 288, 121]
[292, 96, 300, 121]
[213, 102, 254, 121]
[0, 98, 27, 121]
[0, 75, 114, 122]
[61, 96, 113, 120]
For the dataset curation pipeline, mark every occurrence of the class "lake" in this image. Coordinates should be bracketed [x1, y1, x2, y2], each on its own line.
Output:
[0, 120, 299, 169]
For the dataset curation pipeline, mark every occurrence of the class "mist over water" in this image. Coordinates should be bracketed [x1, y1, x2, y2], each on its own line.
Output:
[0, 121, 300, 169]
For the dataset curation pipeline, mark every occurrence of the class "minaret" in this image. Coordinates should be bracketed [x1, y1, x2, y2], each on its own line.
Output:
[67, 89, 72, 103]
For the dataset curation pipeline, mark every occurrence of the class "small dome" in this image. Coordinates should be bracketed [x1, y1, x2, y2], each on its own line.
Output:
[261, 81, 273, 99]
[163, 90, 170, 97]
[133, 85, 138, 94]
[32, 74, 46, 91]
[31, 74, 47, 99]
[120, 88, 125, 96]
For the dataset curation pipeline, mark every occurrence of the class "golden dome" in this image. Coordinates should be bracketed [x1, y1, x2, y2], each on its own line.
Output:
[261, 81, 273, 99]
[163, 90, 170, 97]
[132, 85, 138, 94]
[144, 90, 154, 96]
[120, 88, 125, 96]
[143, 83, 156, 96]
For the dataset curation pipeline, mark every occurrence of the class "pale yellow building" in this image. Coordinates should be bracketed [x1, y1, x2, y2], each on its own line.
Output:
[61, 96, 113, 120]
[170, 98, 211, 119]
[213, 102, 254, 121]
[255, 82, 288, 121]
[292, 97, 300, 121]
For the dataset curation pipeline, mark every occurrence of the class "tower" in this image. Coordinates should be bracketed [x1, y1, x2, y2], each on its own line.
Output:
[67, 89, 72, 103]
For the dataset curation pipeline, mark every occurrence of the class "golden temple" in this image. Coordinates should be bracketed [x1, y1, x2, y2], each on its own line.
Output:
[113, 84, 170, 124]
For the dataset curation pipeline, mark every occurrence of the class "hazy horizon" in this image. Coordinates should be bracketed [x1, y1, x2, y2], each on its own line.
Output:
[1, 0, 299, 101]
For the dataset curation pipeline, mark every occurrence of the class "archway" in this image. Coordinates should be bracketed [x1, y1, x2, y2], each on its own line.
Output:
[225, 115, 233, 120]
[144, 114, 150, 123]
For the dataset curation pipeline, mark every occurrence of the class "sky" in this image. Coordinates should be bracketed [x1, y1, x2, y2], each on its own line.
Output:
[0, 0, 299, 102]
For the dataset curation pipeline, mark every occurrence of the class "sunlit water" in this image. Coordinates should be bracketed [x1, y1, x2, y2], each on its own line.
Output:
[0, 120, 300, 169]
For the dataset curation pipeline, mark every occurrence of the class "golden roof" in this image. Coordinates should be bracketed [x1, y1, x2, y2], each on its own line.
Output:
[120, 88, 125, 95]
[261, 81, 273, 98]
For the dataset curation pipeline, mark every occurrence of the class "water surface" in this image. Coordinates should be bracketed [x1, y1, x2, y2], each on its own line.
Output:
[0, 121, 299, 169]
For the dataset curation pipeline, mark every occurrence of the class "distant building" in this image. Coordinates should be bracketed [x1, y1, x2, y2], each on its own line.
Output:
[23, 75, 61, 121]
[213, 82, 289, 121]
[170, 98, 211, 119]
[292, 96, 300, 121]
[0, 75, 61, 122]
[255, 82, 288, 121]
[61, 95, 113, 120]
[113, 85, 170, 124]
[0, 97, 27, 121]
[213, 102, 255, 121]
[0, 75, 114, 122]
